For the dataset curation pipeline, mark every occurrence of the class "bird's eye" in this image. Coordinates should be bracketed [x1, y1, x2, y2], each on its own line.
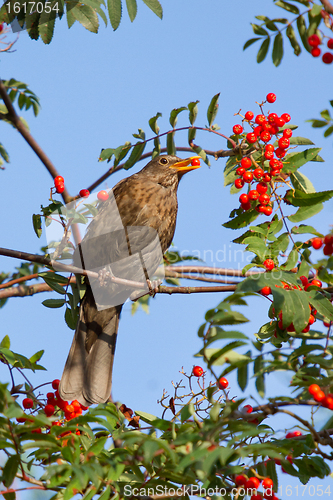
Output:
[159, 157, 168, 165]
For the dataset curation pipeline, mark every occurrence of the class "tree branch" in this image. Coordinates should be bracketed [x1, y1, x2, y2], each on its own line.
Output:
[320, 0, 333, 14]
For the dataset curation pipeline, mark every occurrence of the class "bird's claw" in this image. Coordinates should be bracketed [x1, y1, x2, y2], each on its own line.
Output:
[146, 279, 162, 297]
[98, 268, 114, 287]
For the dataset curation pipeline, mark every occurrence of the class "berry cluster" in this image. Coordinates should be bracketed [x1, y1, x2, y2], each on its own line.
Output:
[18, 378, 88, 434]
[234, 475, 277, 500]
[308, 34, 333, 64]
[232, 94, 292, 217]
[308, 384, 333, 409]
[54, 175, 65, 194]
[192, 366, 229, 391]
[311, 234, 333, 256]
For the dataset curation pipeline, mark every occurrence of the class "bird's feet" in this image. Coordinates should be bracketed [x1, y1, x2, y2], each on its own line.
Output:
[146, 279, 162, 297]
[98, 268, 114, 287]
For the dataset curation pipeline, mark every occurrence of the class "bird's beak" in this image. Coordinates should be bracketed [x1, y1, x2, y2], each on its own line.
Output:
[170, 156, 201, 173]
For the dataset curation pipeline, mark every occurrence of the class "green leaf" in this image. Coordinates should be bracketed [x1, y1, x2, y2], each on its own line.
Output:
[166, 131, 176, 156]
[169, 106, 187, 128]
[290, 171, 315, 193]
[237, 360, 249, 391]
[180, 403, 194, 422]
[148, 112, 161, 134]
[308, 119, 328, 128]
[32, 214, 42, 238]
[251, 23, 268, 36]
[0, 335, 10, 349]
[65, 307, 77, 330]
[39, 3, 57, 44]
[275, 0, 299, 13]
[188, 100, 199, 125]
[297, 14, 310, 52]
[272, 32, 283, 66]
[223, 208, 259, 229]
[207, 93, 220, 128]
[324, 125, 333, 137]
[107, 0, 121, 29]
[124, 141, 145, 169]
[72, 3, 99, 32]
[0, 142, 9, 163]
[126, 0, 137, 21]
[285, 189, 333, 207]
[2, 455, 19, 487]
[286, 24, 301, 55]
[254, 356, 265, 397]
[42, 276, 66, 294]
[42, 298, 66, 308]
[281, 249, 298, 270]
[191, 145, 210, 166]
[141, 0, 162, 19]
[291, 225, 323, 237]
[243, 37, 261, 50]
[288, 202, 323, 223]
[283, 148, 322, 174]
[257, 37, 270, 63]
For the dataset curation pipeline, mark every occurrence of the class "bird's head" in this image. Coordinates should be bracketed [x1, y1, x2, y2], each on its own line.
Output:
[141, 155, 201, 187]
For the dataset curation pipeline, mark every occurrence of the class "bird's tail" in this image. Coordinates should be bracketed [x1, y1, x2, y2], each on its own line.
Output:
[59, 288, 122, 407]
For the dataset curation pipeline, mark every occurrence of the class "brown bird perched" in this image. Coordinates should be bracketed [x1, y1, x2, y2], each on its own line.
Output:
[59, 154, 200, 406]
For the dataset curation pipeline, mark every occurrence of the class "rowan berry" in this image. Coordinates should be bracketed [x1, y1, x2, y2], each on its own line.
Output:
[283, 128, 293, 138]
[241, 201, 252, 211]
[235, 475, 247, 486]
[56, 183, 65, 194]
[323, 244, 333, 256]
[233, 124, 243, 134]
[253, 125, 262, 136]
[192, 366, 204, 377]
[245, 111, 254, 120]
[246, 132, 257, 144]
[261, 131, 271, 143]
[241, 157, 252, 169]
[253, 167, 264, 179]
[259, 194, 270, 205]
[235, 178, 245, 189]
[243, 171, 253, 183]
[266, 93, 276, 103]
[311, 47, 321, 57]
[248, 189, 260, 201]
[79, 189, 90, 198]
[44, 404, 55, 417]
[308, 34, 321, 46]
[97, 190, 109, 201]
[257, 182, 268, 194]
[263, 259, 275, 271]
[275, 147, 286, 158]
[281, 113, 291, 123]
[191, 158, 201, 166]
[278, 137, 290, 149]
[263, 205, 273, 216]
[245, 477, 260, 490]
[268, 113, 278, 124]
[265, 144, 275, 152]
[323, 52, 333, 64]
[218, 377, 228, 389]
[23, 398, 33, 409]
[274, 117, 285, 127]
[328, 38, 333, 49]
[52, 379, 60, 390]
[263, 173, 271, 182]
[324, 234, 333, 245]
[244, 404, 253, 413]
[236, 166, 245, 176]
[264, 151, 274, 160]
[54, 176, 64, 187]
[255, 114, 266, 125]
[312, 237, 323, 250]
[299, 276, 308, 286]
[310, 279, 322, 288]
[262, 477, 274, 489]
[239, 193, 249, 204]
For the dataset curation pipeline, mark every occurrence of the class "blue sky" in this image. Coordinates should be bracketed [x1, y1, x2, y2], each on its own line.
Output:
[0, 0, 333, 493]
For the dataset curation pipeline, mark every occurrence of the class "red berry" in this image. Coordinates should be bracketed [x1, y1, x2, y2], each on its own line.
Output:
[322, 395, 333, 410]
[262, 477, 274, 489]
[299, 276, 308, 286]
[0, 24, 4, 33]
[268, 113, 278, 124]
[308, 34, 321, 46]
[243, 171, 253, 183]
[235, 178, 245, 189]
[253, 167, 264, 179]
[324, 234, 333, 245]
[263, 205, 273, 216]
[235, 475, 247, 486]
[314, 389, 326, 402]
[257, 182, 268, 194]
[65, 404, 75, 413]
[283, 128, 293, 138]
[79, 189, 90, 198]
[310, 279, 322, 288]
[278, 137, 290, 149]
[233, 124, 243, 135]
[52, 379, 60, 390]
[259, 194, 270, 205]
[257, 204, 266, 214]
[308, 314, 315, 325]
[191, 159, 201, 167]
[245, 477, 260, 489]
[218, 377, 228, 389]
[97, 190, 109, 201]
[236, 167, 245, 176]
[192, 366, 204, 377]
[327, 38, 333, 49]
[261, 131, 271, 143]
[23, 398, 33, 409]
[264, 259, 275, 271]
[54, 176, 64, 187]
[293, 430, 302, 437]
[253, 125, 262, 137]
[246, 132, 257, 144]
[323, 244, 333, 256]
[312, 237, 323, 250]
[239, 193, 249, 204]
[241, 157, 252, 169]
[248, 189, 260, 201]
[56, 182, 65, 194]
[266, 93, 276, 103]
[255, 114, 266, 125]
[275, 147, 286, 158]
[244, 404, 253, 413]
[80, 403, 89, 411]
[281, 113, 291, 123]
[265, 144, 275, 152]
[260, 286, 272, 297]
[311, 47, 321, 57]
[274, 117, 285, 127]
[270, 169, 280, 177]
[251, 495, 262, 500]
[241, 202, 252, 211]
[245, 111, 254, 121]
[44, 404, 55, 417]
[322, 52, 333, 64]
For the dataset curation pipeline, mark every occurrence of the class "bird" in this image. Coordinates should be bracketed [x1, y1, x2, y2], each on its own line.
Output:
[59, 154, 201, 406]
